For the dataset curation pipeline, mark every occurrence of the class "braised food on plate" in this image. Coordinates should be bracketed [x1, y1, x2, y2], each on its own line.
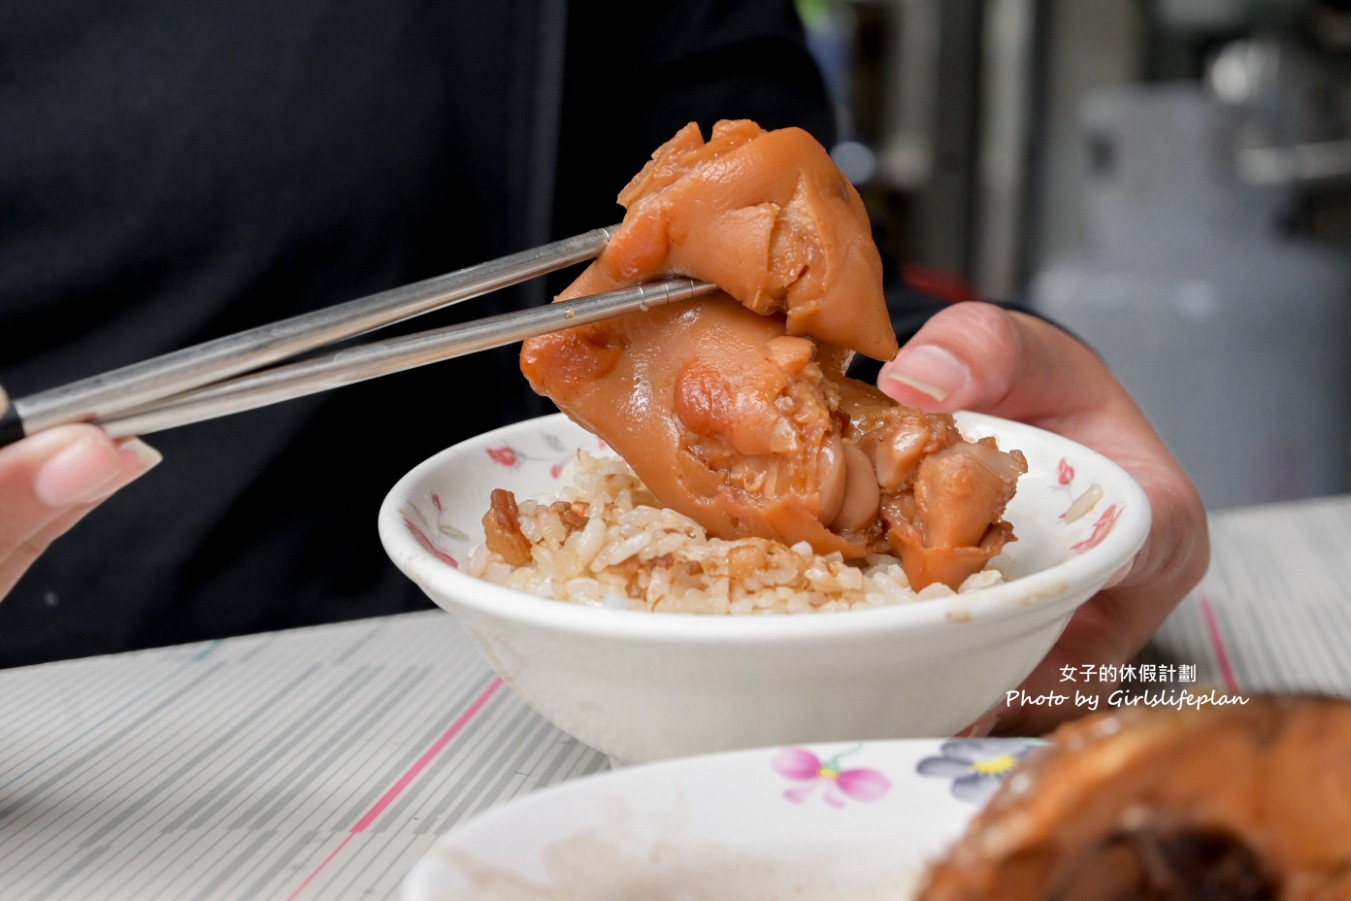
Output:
[917, 696, 1351, 900]
[475, 120, 1026, 610]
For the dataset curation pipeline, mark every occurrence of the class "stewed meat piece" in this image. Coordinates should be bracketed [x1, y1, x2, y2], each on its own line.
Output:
[522, 120, 1024, 589]
[917, 696, 1351, 900]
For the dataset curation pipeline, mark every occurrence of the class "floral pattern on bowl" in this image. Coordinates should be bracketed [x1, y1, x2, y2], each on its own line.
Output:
[398, 414, 1134, 595]
[380, 412, 1151, 763]
[399, 427, 606, 570]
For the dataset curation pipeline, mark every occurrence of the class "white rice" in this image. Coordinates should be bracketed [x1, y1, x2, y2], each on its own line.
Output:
[466, 451, 1005, 614]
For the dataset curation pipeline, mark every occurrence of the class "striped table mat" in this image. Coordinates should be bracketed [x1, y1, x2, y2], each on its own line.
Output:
[3, 493, 1348, 899]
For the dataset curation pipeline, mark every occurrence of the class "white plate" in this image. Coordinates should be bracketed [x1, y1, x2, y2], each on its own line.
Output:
[403, 737, 1042, 900]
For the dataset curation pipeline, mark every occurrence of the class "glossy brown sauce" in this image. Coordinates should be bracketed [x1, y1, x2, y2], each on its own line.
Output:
[522, 120, 1025, 590]
[916, 697, 1351, 900]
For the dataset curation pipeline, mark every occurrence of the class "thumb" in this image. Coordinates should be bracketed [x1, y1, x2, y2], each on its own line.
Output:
[876, 303, 1114, 425]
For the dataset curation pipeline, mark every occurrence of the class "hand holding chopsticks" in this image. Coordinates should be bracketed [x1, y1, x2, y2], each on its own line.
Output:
[0, 227, 716, 446]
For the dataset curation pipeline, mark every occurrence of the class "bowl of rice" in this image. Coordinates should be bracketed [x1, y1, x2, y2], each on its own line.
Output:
[379, 412, 1150, 765]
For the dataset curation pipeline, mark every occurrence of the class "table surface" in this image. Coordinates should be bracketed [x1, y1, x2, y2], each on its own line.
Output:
[4, 493, 1350, 900]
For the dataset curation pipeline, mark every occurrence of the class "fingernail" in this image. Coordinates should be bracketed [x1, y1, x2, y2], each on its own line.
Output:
[119, 438, 162, 472]
[957, 708, 1002, 739]
[88, 438, 163, 503]
[33, 436, 124, 507]
[880, 345, 969, 402]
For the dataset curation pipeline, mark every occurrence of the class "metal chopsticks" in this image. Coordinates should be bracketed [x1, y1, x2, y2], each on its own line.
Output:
[1, 225, 716, 446]
[3, 225, 620, 443]
[96, 277, 717, 439]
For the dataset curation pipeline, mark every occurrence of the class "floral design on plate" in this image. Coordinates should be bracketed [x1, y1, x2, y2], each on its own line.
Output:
[915, 738, 1041, 804]
[771, 744, 891, 809]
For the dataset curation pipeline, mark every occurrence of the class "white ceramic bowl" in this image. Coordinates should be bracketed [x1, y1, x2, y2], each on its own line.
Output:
[379, 412, 1150, 765]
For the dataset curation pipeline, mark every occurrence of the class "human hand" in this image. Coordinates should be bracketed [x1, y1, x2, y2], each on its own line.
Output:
[877, 302, 1210, 736]
[0, 424, 161, 600]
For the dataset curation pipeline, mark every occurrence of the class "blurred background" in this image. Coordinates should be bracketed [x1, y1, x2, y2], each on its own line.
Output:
[797, 0, 1351, 511]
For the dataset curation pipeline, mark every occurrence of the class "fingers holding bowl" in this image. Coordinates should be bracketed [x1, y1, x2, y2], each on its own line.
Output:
[880, 303, 1211, 736]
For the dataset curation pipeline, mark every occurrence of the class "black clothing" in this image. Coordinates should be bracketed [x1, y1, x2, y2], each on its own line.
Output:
[0, 0, 943, 666]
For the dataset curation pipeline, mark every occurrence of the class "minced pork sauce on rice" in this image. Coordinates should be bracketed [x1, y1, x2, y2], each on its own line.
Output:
[467, 451, 1005, 614]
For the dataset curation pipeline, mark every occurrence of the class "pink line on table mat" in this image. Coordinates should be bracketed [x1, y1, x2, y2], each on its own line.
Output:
[1198, 592, 1241, 694]
[286, 677, 505, 900]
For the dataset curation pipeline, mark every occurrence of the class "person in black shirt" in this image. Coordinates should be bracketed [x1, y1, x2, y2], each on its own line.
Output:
[0, 0, 1206, 736]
